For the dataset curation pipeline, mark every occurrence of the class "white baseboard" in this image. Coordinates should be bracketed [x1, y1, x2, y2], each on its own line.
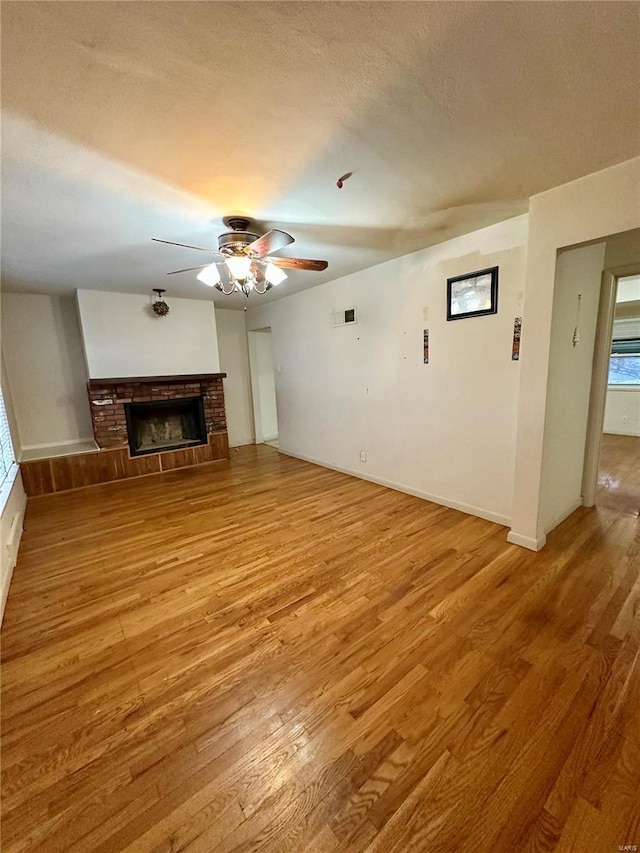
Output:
[228, 436, 256, 449]
[278, 447, 510, 527]
[603, 428, 640, 437]
[506, 497, 583, 552]
[506, 531, 547, 551]
[1, 476, 28, 625]
[544, 497, 583, 535]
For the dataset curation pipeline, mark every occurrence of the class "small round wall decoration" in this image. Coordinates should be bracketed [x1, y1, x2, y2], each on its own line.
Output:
[151, 288, 170, 317]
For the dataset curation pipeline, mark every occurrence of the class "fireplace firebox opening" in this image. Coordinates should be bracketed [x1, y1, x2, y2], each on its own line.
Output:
[124, 396, 207, 457]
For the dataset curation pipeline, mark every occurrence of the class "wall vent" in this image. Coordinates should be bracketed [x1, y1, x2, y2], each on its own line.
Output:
[333, 307, 357, 327]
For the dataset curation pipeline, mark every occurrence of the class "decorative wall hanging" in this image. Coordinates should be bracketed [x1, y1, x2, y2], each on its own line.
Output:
[151, 288, 170, 317]
[572, 293, 581, 347]
[512, 317, 522, 361]
[423, 329, 429, 364]
[447, 267, 498, 321]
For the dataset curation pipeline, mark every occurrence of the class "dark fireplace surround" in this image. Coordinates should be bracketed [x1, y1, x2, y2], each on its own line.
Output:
[87, 374, 227, 453]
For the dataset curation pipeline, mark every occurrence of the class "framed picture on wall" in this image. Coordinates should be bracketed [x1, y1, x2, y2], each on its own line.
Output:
[447, 266, 498, 321]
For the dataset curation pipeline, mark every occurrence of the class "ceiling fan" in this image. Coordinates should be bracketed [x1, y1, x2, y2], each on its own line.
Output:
[152, 217, 329, 297]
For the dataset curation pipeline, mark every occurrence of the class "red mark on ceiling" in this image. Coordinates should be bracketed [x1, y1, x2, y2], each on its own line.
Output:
[336, 171, 353, 189]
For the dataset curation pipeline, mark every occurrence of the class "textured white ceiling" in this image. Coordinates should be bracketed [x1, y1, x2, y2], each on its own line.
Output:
[1, 2, 639, 307]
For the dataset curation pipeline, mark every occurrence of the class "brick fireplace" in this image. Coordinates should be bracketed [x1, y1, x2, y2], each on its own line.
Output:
[17, 372, 230, 498]
[87, 374, 227, 450]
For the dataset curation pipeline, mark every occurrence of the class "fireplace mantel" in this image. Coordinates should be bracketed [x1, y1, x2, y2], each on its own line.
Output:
[88, 372, 226, 388]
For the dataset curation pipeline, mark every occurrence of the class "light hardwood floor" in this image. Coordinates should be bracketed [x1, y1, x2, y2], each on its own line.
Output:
[597, 432, 640, 516]
[2, 445, 639, 852]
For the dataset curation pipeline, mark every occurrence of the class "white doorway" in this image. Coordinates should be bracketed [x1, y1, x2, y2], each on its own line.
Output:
[248, 328, 278, 447]
[583, 267, 640, 509]
[539, 228, 639, 538]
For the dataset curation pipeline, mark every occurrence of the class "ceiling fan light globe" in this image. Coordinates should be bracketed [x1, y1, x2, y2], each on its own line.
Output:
[196, 263, 221, 287]
[225, 255, 253, 281]
[264, 263, 287, 286]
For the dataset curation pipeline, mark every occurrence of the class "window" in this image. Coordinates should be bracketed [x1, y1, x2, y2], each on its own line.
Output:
[608, 354, 640, 385]
[608, 316, 640, 386]
[0, 389, 17, 488]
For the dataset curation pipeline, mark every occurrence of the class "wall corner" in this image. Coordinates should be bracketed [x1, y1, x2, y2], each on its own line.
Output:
[507, 529, 547, 551]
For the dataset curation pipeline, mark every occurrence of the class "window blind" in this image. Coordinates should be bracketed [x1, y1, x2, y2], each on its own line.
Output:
[0, 390, 16, 488]
[611, 338, 640, 356]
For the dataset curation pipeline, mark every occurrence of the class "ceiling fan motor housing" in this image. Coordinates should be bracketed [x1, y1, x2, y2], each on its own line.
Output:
[218, 217, 259, 255]
[217, 230, 259, 255]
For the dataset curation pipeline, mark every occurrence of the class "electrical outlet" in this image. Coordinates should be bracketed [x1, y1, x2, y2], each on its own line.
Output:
[622, 416, 629, 424]
[360, 451, 367, 462]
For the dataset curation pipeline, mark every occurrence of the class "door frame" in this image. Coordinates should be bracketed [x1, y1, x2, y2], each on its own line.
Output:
[582, 263, 640, 505]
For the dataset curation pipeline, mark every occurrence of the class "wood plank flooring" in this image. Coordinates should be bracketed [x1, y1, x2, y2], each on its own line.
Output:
[2, 444, 639, 852]
[597, 432, 640, 516]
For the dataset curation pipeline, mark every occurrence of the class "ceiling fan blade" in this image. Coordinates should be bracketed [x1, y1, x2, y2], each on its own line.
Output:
[244, 229, 294, 258]
[267, 257, 328, 272]
[152, 238, 221, 254]
[166, 264, 218, 275]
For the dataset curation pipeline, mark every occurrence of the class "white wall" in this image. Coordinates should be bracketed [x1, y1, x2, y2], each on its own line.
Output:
[0, 357, 27, 624]
[1, 292, 94, 451]
[604, 390, 640, 436]
[616, 277, 640, 302]
[249, 330, 278, 443]
[247, 215, 528, 525]
[215, 309, 254, 447]
[1, 470, 27, 624]
[76, 290, 220, 379]
[509, 157, 640, 550]
[539, 242, 606, 533]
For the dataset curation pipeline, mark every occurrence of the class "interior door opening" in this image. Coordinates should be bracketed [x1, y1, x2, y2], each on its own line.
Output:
[582, 250, 640, 516]
[248, 328, 279, 448]
[595, 274, 640, 514]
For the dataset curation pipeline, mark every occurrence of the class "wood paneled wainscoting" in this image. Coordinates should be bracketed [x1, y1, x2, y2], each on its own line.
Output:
[20, 431, 229, 496]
